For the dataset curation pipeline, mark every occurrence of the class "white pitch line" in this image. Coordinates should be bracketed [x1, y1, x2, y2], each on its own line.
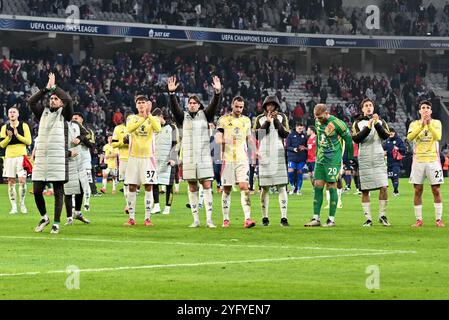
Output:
[0, 250, 415, 278]
[0, 235, 417, 254]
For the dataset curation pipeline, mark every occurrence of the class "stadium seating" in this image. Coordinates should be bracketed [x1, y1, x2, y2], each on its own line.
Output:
[1, 0, 449, 36]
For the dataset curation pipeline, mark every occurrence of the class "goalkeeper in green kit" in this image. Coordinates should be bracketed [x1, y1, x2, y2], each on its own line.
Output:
[304, 104, 354, 227]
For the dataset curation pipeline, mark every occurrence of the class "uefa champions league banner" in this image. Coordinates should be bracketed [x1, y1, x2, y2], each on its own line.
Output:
[2, 15, 449, 49]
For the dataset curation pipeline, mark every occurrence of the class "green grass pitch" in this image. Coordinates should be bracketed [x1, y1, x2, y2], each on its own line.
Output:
[0, 179, 448, 300]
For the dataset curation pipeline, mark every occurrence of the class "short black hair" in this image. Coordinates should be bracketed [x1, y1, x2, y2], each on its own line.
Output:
[72, 112, 84, 120]
[134, 95, 148, 103]
[295, 122, 304, 127]
[389, 127, 395, 133]
[360, 98, 375, 109]
[8, 104, 19, 112]
[232, 96, 245, 104]
[419, 100, 432, 109]
[308, 126, 316, 133]
[152, 108, 163, 117]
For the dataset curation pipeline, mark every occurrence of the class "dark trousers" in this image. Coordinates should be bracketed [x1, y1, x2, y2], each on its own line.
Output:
[89, 167, 98, 193]
[249, 164, 257, 190]
[64, 183, 84, 218]
[213, 163, 222, 188]
[153, 184, 174, 206]
[33, 181, 64, 223]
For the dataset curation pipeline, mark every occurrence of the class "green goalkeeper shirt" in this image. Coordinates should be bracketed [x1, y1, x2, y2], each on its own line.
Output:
[315, 115, 354, 166]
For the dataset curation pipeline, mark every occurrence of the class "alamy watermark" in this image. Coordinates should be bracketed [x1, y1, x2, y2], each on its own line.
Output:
[365, 5, 380, 30]
[65, 265, 80, 290]
[365, 265, 380, 290]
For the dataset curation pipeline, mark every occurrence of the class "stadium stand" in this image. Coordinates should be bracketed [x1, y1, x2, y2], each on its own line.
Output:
[2, 45, 443, 149]
[1, 0, 449, 36]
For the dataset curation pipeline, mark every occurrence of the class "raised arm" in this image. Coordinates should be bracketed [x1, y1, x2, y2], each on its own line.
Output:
[29, 72, 56, 120]
[167, 76, 185, 126]
[203, 76, 222, 123]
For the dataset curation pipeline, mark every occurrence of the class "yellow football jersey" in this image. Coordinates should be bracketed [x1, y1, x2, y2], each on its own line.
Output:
[112, 123, 129, 161]
[126, 114, 161, 158]
[407, 119, 441, 163]
[0, 122, 32, 158]
[217, 114, 252, 162]
[103, 144, 119, 169]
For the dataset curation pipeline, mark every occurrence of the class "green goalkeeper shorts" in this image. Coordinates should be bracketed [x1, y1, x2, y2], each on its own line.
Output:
[314, 163, 341, 183]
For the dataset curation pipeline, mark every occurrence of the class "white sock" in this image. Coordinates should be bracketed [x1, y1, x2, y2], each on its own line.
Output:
[19, 183, 26, 206]
[414, 205, 423, 221]
[203, 188, 213, 222]
[112, 179, 117, 192]
[326, 190, 330, 205]
[313, 214, 320, 221]
[102, 178, 107, 189]
[127, 191, 137, 220]
[188, 191, 200, 223]
[199, 185, 204, 206]
[83, 185, 91, 207]
[337, 188, 342, 201]
[434, 202, 443, 220]
[124, 185, 129, 206]
[145, 190, 153, 220]
[328, 216, 335, 222]
[260, 187, 269, 218]
[362, 202, 372, 220]
[8, 183, 17, 208]
[278, 186, 288, 219]
[379, 200, 388, 218]
[222, 191, 231, 221]
[241, 190, 251, 220]
[175, 183, 179, 192]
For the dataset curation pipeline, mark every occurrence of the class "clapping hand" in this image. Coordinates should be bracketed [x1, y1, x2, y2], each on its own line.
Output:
[146, 101, 152, 116]
[422, 115, 431, 125]
[46, 72, 55, 90]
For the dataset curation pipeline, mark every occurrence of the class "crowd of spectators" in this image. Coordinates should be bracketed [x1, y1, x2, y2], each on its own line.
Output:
[0, 47, 298, 150]
[1, 44, 444, 156]
[7, 0, 446, 37]
[296, 59, 443, 132]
